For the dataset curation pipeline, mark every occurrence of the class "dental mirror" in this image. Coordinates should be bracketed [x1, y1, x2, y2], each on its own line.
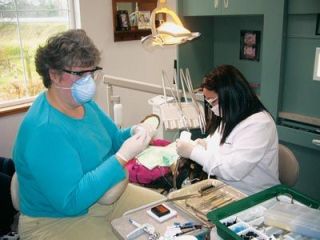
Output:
[141, 114, 161, 130]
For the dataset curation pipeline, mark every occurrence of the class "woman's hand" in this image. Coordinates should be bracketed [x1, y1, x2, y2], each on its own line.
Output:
[176, 139, 196, 159]
[116, 131, 150, 162]
[132, 122, 156, 140]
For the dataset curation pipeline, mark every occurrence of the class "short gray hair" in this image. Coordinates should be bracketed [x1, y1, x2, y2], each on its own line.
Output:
[35, 29, 101, 88]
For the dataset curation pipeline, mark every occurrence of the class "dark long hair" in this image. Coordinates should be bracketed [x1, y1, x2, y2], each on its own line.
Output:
[201, 65, 268, 144]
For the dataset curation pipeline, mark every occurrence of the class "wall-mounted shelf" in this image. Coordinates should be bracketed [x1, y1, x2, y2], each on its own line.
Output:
[114, 29, 152, 42]
[112, 0, 157, 42]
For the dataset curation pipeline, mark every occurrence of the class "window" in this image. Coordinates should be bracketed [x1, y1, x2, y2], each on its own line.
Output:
[0, 0, 76, 109]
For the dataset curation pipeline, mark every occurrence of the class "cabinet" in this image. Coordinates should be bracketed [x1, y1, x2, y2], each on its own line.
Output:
[181, 0, 220, 16]
[288, 0, 320, 14]
[277, 0, 320, 200]
[181, 0, 264, 16]
[223, 0, 264, 15]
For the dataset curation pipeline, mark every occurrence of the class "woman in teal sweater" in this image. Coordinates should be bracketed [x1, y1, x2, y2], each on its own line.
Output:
[13, 29, 164, 239]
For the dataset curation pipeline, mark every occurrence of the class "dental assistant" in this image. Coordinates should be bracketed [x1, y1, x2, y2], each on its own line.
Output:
[12, 29, 164, 240]
[176, 65, 280, 195]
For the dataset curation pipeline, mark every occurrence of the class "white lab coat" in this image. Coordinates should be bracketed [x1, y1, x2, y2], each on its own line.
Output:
[190, 111, 280, 195]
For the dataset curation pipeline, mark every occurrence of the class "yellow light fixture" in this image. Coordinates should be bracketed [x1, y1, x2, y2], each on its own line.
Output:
[141, 0, 200, 47]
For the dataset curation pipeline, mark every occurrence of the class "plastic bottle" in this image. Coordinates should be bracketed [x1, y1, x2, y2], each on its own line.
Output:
[179, 130, 191, 141]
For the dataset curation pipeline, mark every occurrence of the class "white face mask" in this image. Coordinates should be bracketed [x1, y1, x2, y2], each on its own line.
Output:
[70, 75, 96, 104]
[210, 104, 220, 116]
[55, 74, 96, 105]
[206, 97, 220, 116]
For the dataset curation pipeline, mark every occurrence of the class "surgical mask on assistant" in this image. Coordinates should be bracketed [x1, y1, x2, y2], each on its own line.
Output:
[55, 74, 96, 105]
[206, 97, 220, 116]
[210, 104, 220, 116]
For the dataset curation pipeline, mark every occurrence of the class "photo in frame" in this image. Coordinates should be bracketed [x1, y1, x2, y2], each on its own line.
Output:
[138, 11, 151, 29]
[116, 10, 130, 31]
[316, 14, 320, 35]
[240, 30, 261, 61]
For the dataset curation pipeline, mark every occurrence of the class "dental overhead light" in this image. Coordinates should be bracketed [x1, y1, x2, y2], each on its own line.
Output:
[141, 0, 200, 47]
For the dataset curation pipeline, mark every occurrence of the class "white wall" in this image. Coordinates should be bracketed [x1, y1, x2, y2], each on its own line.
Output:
[0, 0, 177, 158]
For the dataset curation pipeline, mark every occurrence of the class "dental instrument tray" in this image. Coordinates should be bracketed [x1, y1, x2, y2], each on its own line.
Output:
[111, 200, 209, 240]
[207, 184, 320, 240]
[167, 179, 247, 226]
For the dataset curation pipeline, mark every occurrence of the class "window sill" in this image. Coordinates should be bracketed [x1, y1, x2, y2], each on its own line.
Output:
[0, 102, 31, 117]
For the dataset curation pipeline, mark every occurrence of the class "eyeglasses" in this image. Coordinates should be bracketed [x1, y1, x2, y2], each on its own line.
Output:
[62, 66, 103, 77]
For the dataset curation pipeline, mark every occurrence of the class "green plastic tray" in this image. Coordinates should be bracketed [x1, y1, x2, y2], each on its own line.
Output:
[207, 184, 320, 240]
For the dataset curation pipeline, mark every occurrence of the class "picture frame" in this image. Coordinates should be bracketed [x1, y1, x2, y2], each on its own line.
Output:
[138, 11, 151, 30]
[116, 10, 130, 31]
[316, 14, 320, 35]
[239, 30, 261, 61]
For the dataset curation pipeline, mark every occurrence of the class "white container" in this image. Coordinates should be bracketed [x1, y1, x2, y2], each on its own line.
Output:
[114, 104, 123, 127]
[179, 130, 191, 141]
[264, 202, 320, 238]
[112, 96, 123, 128]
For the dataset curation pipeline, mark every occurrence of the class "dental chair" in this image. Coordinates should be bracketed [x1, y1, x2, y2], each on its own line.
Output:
[0, 157, 18, 237]
[278, 144, 300, 187]
[10, 172, 19, 211]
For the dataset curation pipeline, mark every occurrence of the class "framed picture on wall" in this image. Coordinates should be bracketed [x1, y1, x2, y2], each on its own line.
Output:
[138, 11, 151, 30]
[116, 10, 130, 31]
[240, 30, 261, 61]
[316, 14, 320, 35]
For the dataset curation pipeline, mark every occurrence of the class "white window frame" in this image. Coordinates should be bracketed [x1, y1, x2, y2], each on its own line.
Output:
[0, 0, 78, 110]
